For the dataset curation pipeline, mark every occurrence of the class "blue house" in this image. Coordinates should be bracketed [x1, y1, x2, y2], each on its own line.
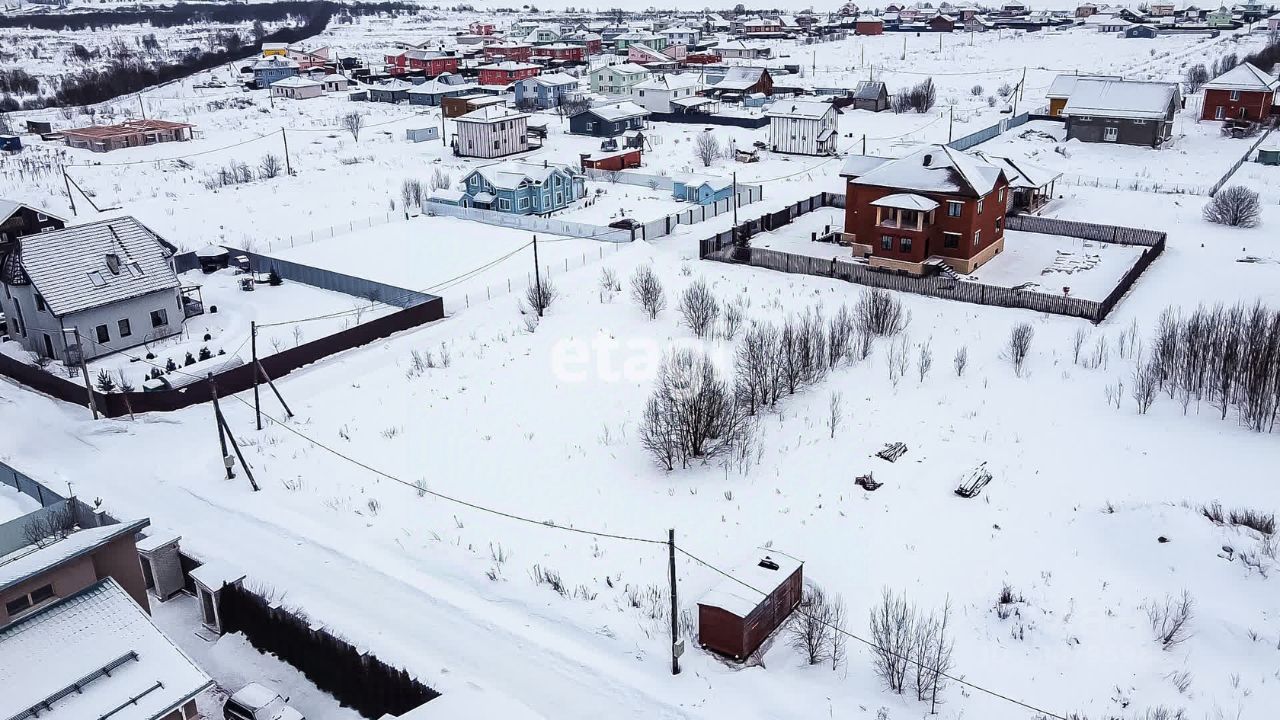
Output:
[567, 101, 649, 137]
[513, 72, 582, 109]
[252, 56, 299, 89]
[368, 79, 414, 103]
[407, 78, 478, 106]
[456, 162, 586, 215]
[673, 176, 735, 205]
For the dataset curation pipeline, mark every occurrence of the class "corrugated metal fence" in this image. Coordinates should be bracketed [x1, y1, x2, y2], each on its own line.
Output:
[639, 185, 764, 241]
[946, 112, 1031, 151]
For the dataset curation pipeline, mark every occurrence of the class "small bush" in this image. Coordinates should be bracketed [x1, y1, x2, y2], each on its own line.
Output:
[1203, 186, 1261, 228]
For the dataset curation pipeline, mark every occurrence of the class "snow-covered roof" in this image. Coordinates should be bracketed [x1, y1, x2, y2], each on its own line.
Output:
[469, 162, 579, 192]
[852, 80, 888, 99]
[0, 519, 149, 590]
[698, 553, 802, 618]
[974, 152, 1062, 189]
[714, 66, 769, 91]
[12, 217, 179, 317]
[584, 101, 650, 121]
[766, 99, 833, 119]
[455, 105, 529, 124]
[430, 188, 468, 203]
[1202, 62, 1279, 92]
[840, 155, 892, 176]
[373, 79, 415, 92]
[480, 61, 541, 71]
[0, 199, 61, 226]
[407, 78, 477, 95]
[633, 73, 703, 91]
[1062, 79, 1180, 119]
[194, 244, 228, 258]
[851, 145, 1004, 196]
[856, 14, 885, 22]
[188, 560, 246, 591]
[872, 193, 941, 211]
[594, 62, 651, 76]
[525, 72, 579, 87]
[1045, 73, 1122, 98]
[320, 73, 347, 83]
[271, 76, 322, 89]
[0, 578, 212, 720]
[252, 56, 298, 71]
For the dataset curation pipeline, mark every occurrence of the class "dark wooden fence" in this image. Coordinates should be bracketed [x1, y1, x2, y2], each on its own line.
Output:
[701, 212, 1165, 324]
[648, 112, 770, 128]
[218, 583, 438, 719]
[698, 191, 845, 259]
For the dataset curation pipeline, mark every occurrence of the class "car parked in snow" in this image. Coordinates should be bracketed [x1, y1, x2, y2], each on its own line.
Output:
[224, 682, 306, 720]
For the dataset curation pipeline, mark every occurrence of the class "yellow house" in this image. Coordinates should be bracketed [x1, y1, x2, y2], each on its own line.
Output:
[262, 42, 289, 57]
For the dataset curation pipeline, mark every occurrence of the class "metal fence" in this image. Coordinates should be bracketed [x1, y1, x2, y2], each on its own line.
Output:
[697, 191, 844, 257]
[0, 460, 121, 552]
[946, 112, 1031, 151]
[639, 185, 764, 241]
[423, 201, 632, 243]
[238, 250, 436, 308]
[252, 211, 407, 254]
[1056, 172, 1212, 197]
[700, 209, 1164, 323]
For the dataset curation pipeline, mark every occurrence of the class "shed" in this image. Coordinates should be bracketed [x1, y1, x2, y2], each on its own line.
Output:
[0, 135, 20, 153]
[25, 120, 52, 135]
[406, 127, 441, 143]
[1258, 144, 1280, 166]
[195, 244, 230, 273]
[698, 553, 803, 660]
[580, 148, 642, 171]
[849, 80, 890, 112]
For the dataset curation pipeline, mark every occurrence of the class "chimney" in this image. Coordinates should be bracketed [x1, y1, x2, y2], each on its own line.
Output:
[922, 152, 933, 167]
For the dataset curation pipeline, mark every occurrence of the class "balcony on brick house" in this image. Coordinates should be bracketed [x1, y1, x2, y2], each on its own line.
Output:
[871, 193, 939, 231]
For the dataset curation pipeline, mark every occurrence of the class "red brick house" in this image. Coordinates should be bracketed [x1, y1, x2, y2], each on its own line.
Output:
[841, 145, 1010, 274]
[855, 15, 885, 34]
[533, 43, 586, 63]
[469, 21, 495, 35]
[484, 42, 534, 63]
[1200, 62, 1278, 123]
[478, 62, 541, 86]
[385, 49, 460, 76]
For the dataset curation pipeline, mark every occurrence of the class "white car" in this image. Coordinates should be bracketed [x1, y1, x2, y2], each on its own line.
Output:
[223, 683, 306, 720]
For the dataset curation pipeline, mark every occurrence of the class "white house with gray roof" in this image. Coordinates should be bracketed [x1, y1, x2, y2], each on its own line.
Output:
[766, 100, 838, 155]
[0, 217, 185, 362]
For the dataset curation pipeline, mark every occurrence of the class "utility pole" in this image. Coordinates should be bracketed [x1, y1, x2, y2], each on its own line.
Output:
[62, 167, 77, 216]
[251, 321, 261, 431]
[138, 94, 147, 120]
[1019, 66, 1027, 104]
[902, 35, 906, 61]
[65, 328, 97, 419]
[731, 171, 738, 227]
[281, 128, 293, 175]
[668, 528, 681, 676]
[938, 33, 942, 52]
[948, 105, 954, 142]
[210, 375, 233, 480]
[532, 234, 543, 317]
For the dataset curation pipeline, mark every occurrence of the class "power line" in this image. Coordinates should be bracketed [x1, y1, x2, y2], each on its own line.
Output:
[675, 547, 1068, 720]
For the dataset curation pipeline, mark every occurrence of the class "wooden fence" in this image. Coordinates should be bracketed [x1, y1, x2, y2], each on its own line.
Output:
[1208, 125, 1274, 197]
[702, 213, 1165, 324]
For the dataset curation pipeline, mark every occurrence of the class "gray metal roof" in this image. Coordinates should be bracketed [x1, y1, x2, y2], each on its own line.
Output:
[852, 80, 887, 100]
[16, 217, 180, 317]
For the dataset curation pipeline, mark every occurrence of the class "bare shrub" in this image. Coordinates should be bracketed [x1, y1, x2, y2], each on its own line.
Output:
[905, 77, 937, 113]
[1203, 186, 1261, 228]
[22, 503, 77, 548]
[678, 280, 719, 338]
[917, 340, 933, 382]
[639, 349, 754, 470]
[1229, 507, 1275, 535]
[1006, 323, 1034, 376]
[722, 300, 745, 340]
[1132, 360, 1160, 414]
[1147, 591, 1194, 650]
[856, 288, 909, 337]
[258, 153, 282, 179]
[630, 266, 666, 320]
[826, 391, 843, 439]
[341, 111, 364, 141]
[524, 275, 557, 315]
[788, 581, 836, 665]
[868, 588, 916, 693]
[735, 322, 783, 414]
[953, 346, 968, 376]
[827, 305, 855, 367]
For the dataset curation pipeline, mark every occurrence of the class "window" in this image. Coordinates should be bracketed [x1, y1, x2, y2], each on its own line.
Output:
[947, 200, 962, 217]
[998, 188, 1005, 203]
[1230, 90, 1241, 101]
[880, 234, 893, 251]
[518, 197, 530, 209]
[974, 230, 982, 247]
[900, 237, 913, 252]
[976, 199, 984, 215]
[88, 271, 107, 288]
[95, 324, 109, 344]
[5, 584, 54, 617]
[118, 318, 131, 338]
[943, 232, 960, 249]
[34, 294, 44, 312]
[36, 213, 48, 222]
[1215, 105, 1225, 120]
[499, 198, 512, 210]
[996, 216, 1004, 233]
[1103, 126, 1118, 142]
[494, 140, 501, 149]
[150, 309, 168, 328]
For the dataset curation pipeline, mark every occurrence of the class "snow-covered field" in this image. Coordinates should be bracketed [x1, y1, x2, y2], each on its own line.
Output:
[2, 14, 1279, 720]
[968, 230, 1145, 301]
[0, 482, 41, 523]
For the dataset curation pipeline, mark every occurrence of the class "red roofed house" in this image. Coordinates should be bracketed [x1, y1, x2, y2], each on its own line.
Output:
[484, 42, 534, 63]
[840, 145, 1010, 275]
[385, 49, 460, 76]
[1200, 62, 1279, 123]
[478, 62, 541, 87]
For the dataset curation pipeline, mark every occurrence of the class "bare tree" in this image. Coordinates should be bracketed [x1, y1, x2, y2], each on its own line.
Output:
[1071, 327, 1088, 365]
[735, 322, 782, 414]
[430, 167, 453, 191]
[722, 300, 745, 340]
[953, 345, 968, 377]
[1006, 323, 1034, 376]
[695, 131, 720, 168]
[342, 111, 364, 141]
[678, 279, 719, 338]
[869, 588, 916, 693]
[259, 153, 282, 179]
[639, 349, 754, 469]
[788, 581, 834, 665]
[1184, 63, 1210, 93]
[22, 503, 77, 548]
[631, 265, 666, 320]
[826, 391, 843, 438]
[1203, 186, 1261, 228]
[1132, 359, 1160, 414]
[917, 340, 933, 382]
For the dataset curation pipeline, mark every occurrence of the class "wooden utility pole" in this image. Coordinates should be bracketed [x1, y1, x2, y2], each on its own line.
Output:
[138, 94, 147, 120]
[251, 321, 261, 430]
[255, 359, 294, 419]
[901, 35, 906, 60]
[668, 528, 681, 675]
[62, 167, 77, 216]
[532, 235, 543, 317]
[281, 128, 293, 175]
[731, 171, 738, 227]
[210, 375, 233, 479]
[948, 105, 954, 142]
[67, 328, 97, 419]
[861, 134, 867, 155]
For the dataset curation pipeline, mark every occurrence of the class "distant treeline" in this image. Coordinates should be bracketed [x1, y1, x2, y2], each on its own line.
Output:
[0, 0, 416, 31]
